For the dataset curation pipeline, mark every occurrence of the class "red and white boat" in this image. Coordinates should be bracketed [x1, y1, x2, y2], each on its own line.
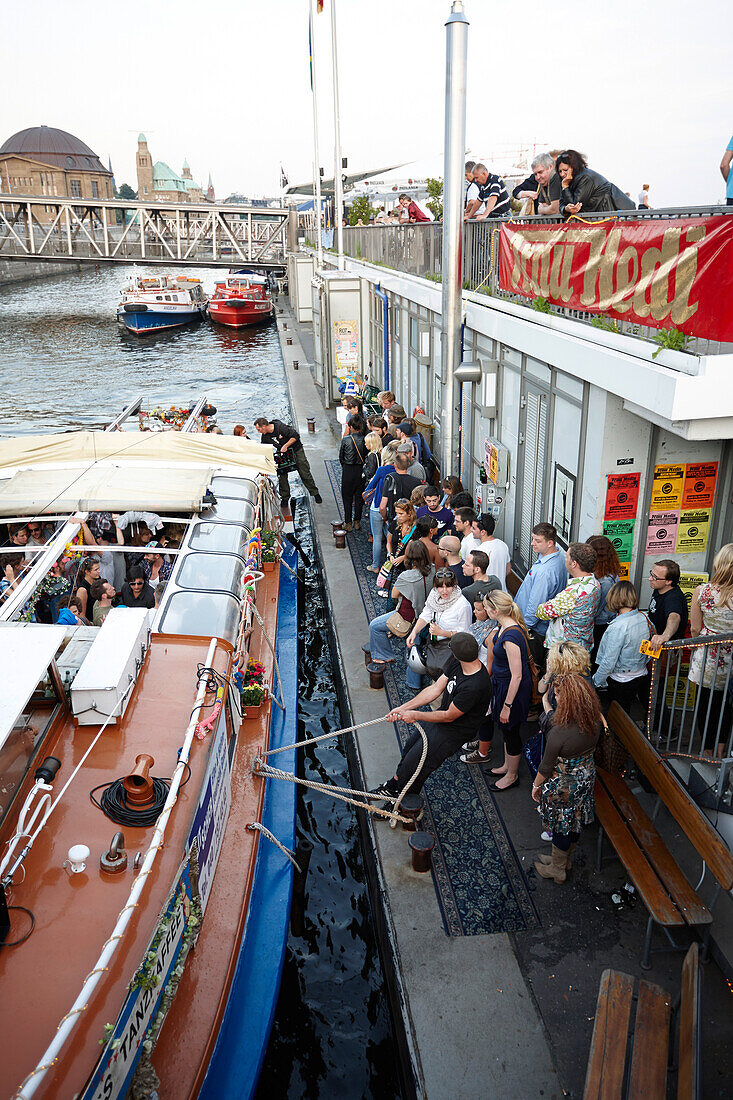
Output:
[208, 274, 274, 328]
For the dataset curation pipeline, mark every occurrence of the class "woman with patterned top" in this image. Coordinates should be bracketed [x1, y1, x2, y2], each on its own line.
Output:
[535, 542, 601, 652]
[689, 543, 733, 754]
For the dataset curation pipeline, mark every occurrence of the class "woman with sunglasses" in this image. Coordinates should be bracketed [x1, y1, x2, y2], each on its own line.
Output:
[120, 565, 156, 609]
[406, 567, 472, 679]
[462, 591, 532, 789]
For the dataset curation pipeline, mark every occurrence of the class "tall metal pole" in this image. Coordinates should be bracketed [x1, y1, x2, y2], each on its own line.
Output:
[440, 0, 469, 478]
[330, 0, 345, 270]
[310, 0, 324, 267]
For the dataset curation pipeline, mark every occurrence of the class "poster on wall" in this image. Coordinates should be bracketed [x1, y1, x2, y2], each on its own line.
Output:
[333, 320, 359, 372]
[618, 562, 630, 580]
[604, 473, 640, 520]
[602, 519, 635, 560]
[551, 464, 576, 548]
[645, 512, 680, 553]
[679, 571, 709, 612]
[650, 464, 685, 511]
[484, 439, 499, 485]
[676, 509, 712, 553]
[681, 462, 718, 509]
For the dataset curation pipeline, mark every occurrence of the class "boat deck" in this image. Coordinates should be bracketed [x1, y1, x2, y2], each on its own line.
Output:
[0, 633, 238, 1099]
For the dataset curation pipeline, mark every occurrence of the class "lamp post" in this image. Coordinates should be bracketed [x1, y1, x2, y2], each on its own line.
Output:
[439, 0, 469, 478]
[330, 0, 345, 270]
[310, 0, 324, 267]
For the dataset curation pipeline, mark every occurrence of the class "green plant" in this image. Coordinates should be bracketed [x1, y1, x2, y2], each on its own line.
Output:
[591, 312, 618, 333]
[241, 683, 264, 707]
[262, 547, 277, 563]
[651, 327, 689, 358]
[261, 529, 277, 549]
[425, 272, 442, 283]
[347, 194, 374, 226]
[425, 177, 443, 221]
[532, 296, 553, 314]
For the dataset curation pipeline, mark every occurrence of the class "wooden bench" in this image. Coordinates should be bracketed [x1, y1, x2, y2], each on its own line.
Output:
[595, 702, 733, 970]
[583, 942, 701, 1099]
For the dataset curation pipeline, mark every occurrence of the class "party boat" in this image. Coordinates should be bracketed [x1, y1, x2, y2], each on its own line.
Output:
[0, 400, 298, 1100]
[116, 275, 208, 335]
[207, 273, 274, 328]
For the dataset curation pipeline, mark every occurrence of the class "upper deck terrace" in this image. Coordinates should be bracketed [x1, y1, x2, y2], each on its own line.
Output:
[334, 205, 733, 362]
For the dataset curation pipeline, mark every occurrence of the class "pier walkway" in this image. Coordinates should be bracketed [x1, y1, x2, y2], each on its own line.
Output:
[274, 302, 733, 1098]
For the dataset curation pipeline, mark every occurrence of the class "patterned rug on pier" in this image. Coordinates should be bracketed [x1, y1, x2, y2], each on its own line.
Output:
[324, 462, 540, 937]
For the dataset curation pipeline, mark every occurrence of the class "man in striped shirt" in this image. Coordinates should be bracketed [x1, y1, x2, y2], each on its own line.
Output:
[472, 163, 510, 220]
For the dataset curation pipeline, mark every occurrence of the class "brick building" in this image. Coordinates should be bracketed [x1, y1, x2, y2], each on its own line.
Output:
[0, 125, 114, 215]
[136, 135, 210, 205]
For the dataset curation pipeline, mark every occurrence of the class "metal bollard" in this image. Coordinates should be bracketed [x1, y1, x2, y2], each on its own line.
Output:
[362, 644, 372, 667]
[293, 359, 299, 369]
[331, 520, 343, 538]
[408, 831, 435, 872]
[367, 662, 384, 689]
[398, 793, 423, 831]
[306, 417, 315, 432]
[334, 529, 346, 549]
[286, 337, 293, 346]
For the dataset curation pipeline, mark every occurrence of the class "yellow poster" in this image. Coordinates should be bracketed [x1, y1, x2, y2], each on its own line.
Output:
[676, 509, 711, 554]
[618, 561, 630, 580]
[678, 570, 709, 612]
[650, 464, 685, 511]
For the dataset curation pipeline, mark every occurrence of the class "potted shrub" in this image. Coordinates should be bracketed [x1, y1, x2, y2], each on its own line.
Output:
[244, 658, 266, 685]
[241, 682, 265, 719]
[261, 547, 277, 573]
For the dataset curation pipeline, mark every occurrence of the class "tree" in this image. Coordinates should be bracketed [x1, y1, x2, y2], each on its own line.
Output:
[426, 177, 443, 221]
[346, 194, 374, 226]
[116, 183, 137, 201]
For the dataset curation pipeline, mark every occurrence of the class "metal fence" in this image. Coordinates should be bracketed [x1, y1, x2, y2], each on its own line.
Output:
[334, 206, 733, 357]
[648, 633, 733, 764]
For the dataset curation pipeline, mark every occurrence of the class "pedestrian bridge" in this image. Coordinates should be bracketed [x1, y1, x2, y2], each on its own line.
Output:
[0, 195, 296, 269]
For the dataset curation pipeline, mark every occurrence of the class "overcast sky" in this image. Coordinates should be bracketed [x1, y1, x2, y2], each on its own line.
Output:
[3, 0, 732, 207]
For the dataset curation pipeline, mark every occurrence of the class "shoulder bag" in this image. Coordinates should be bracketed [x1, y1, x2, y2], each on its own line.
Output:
[593, 715, 628, 774]
[386, 575, 427, 638]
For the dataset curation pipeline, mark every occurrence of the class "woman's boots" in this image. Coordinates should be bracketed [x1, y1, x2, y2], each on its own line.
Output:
[534, 845, 568, 883]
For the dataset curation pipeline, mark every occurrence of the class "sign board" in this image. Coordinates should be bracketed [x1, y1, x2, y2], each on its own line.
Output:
[552, 464, 576, 548]
[681, 462, 718, 509]
[187, 708, 232, 912]
[676, 509, 712, 554]
[484, 439, 498, 485]
[603, 519, 635, 560]
[645, 512, 680, 554]
[333, 320, 359, 371]
[650, 465, 685, 512]
[604, 473, 640, 521]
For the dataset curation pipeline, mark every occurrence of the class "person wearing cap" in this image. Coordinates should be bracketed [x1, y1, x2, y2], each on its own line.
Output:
[396, 440, 425, 480]
[395, 419, 433, 474]
[372, 633, 491, 799]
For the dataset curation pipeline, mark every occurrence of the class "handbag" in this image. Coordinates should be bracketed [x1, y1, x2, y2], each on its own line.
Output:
[594, 715, 628, 774]
[424, 638, 452, 679]
[523, 732, 545, 779]
[376, 559, 393, 590]
[386, 599, 415, 637]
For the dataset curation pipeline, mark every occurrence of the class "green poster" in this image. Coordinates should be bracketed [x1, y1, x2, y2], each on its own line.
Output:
[602, 519, 635, 561]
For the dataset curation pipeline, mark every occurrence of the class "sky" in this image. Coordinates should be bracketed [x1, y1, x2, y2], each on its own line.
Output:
[3, 0, 733, 208]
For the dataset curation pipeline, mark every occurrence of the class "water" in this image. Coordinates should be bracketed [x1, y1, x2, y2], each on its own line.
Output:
[0, 266, 403, 1097]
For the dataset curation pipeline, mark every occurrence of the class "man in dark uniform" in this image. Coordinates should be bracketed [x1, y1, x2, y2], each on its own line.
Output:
[254, 417, 322, 509]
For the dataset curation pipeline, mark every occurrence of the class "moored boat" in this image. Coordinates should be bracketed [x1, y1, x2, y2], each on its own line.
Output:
[116, 275, 208, 335]
[0, 407, 298, 1100]
[208, 273, 274, 328]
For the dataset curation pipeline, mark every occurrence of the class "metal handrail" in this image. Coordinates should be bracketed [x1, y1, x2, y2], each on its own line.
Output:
[648, 631, 733, 761]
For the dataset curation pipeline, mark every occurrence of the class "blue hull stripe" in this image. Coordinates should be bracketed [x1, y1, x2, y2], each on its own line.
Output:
[198, 543, 299, 1100]
[118, 310, 201, 333]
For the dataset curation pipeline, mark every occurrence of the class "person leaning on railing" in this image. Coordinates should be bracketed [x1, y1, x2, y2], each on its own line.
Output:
[556, 150, 634, 219]
[688, 542, 733, 755]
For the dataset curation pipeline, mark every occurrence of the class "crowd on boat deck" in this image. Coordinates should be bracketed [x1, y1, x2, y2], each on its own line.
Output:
[313, 388, 733, 880]
[0, 512, 183, 625]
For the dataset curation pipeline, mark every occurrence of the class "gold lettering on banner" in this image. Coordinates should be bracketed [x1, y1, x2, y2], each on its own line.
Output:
[549, 242, 575, 302]
[577, 229, 606, 305]
[613, 246, 639, 313]
[508, 233, 526, 290]
[671, 225, 705, 325]
[598, 228, 622, 309]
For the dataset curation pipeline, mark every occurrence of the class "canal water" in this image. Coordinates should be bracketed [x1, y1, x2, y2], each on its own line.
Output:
[0, 266, 403, 1097]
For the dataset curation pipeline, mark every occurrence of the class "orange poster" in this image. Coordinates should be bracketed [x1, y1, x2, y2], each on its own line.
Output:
[681, 462, 718, 509]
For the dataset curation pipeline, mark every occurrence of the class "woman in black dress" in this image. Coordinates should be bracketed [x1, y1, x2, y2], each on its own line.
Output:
[338, 413, 367, 531]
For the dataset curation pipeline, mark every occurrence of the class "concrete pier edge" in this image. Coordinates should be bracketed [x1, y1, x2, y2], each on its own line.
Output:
[274, 301, 562, 1099]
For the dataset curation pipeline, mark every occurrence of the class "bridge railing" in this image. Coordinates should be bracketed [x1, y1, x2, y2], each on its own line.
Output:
[337, 206, 733, 357]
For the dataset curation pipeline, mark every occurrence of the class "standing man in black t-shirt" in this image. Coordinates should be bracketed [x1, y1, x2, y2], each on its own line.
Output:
[378, 451, 422, 524]
[254, 417, 322, 510]
[371, 633, 492, 798]
[648, 558, 688, 646]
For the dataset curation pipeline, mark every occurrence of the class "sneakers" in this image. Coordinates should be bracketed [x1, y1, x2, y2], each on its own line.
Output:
[370, 782, 397, 799]
[460, 748, 492, 765]
[354, 520, 361, 531]
[462, 739, 478, 753]
[344, 522, 353, 532]
[314, 493, 323, 504]
[541, 830, 553, 842]
[366, 565, 380, 573]
[376, 589, 388, 597]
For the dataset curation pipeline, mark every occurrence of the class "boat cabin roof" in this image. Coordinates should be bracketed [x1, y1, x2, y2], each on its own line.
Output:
[216, 274, 269, 288]
[0, 623, 66, 752]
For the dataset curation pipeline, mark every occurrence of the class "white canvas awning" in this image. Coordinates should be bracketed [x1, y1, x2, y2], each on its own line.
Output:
[0, 624, 67, 752]
[0, 464, 217, 515]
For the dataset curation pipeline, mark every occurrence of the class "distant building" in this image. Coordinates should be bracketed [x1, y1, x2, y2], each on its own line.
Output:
[0, 125, 114, 217]
[136, 135, 211, 204]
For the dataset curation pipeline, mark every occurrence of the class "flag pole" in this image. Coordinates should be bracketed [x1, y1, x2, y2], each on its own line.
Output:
[310, 0, 324, 267]
[330, 0, 345, 270]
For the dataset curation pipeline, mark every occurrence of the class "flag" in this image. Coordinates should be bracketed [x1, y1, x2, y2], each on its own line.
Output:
[280, 165, 289, 189]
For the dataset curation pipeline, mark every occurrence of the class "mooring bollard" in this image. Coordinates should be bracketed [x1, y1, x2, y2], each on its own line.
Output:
[399, 793, 423, 831]
[367, 662, 384, 689]
[334, 528, 346, 549]
[286, 338, 293, 346]
[331, 520, 342, 538]
[283, 322, 287, 330]
[307, 417, 315, 433]
[408, 831, 435, 872]
[362, 643, 372, 667]
[293, 359, 299, 369]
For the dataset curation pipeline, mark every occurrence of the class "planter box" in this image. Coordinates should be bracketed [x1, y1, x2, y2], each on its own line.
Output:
[244, 703, 263, 720]
[262, 561, 277, 573]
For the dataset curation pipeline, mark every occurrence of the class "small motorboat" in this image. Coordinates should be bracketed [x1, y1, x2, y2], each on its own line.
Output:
[116, 275, 208, 335]
[208, 274, 274, 328]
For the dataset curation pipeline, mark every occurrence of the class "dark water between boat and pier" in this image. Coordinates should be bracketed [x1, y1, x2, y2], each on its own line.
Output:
[0, 266, 403, 1098]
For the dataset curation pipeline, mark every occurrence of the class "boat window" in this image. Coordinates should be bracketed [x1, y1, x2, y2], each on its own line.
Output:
[156, 295, 162, 301]
[202, 497, 256, 524]
[159, 591, 240, 643]
[209, 475, 258, 501]
[165, 295, 171, 301]
[188, 521, 251, 555]
[175, 552, 246, 595]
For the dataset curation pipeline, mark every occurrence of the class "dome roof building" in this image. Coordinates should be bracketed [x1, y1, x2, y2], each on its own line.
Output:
[0, 125, 114, 214]
[136, 136, 208, 205]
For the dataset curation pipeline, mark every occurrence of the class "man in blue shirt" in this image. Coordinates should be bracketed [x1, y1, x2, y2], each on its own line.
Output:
[514, 522, 568, 673]
[720, 136, 733, 206]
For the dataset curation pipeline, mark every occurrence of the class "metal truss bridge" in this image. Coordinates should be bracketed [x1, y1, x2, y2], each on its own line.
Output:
[0, 195, 296, 269]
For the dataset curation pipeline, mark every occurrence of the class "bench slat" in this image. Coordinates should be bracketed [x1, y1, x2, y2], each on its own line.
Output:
[678, 943, 701, 1100]
[598, 769, 711, 927]
[594, 783, 685, 927]
[583, 969, 634, 1100]
[608, 703, 733, 891]
[628, 979, 671, 1097]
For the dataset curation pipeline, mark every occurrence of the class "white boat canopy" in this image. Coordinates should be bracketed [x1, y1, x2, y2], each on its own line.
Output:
[0, 624, 67, 752]
[0, 431, 276, 516]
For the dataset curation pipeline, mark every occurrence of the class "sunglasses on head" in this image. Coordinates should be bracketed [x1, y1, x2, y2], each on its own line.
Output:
[435, 569, 456, 584]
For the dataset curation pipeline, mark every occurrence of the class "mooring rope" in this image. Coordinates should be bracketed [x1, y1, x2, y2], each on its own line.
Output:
[261, 713, 390, 758]
[247, 821, 301, 872]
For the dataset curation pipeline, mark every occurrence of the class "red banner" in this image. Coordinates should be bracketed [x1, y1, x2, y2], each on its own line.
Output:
[498, 216, 733, 342]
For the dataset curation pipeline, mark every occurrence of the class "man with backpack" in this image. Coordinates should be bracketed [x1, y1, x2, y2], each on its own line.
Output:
[379, 451, 423, 523]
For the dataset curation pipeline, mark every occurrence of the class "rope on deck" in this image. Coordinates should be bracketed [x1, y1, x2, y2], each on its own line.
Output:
[247, 822, 302, 873]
